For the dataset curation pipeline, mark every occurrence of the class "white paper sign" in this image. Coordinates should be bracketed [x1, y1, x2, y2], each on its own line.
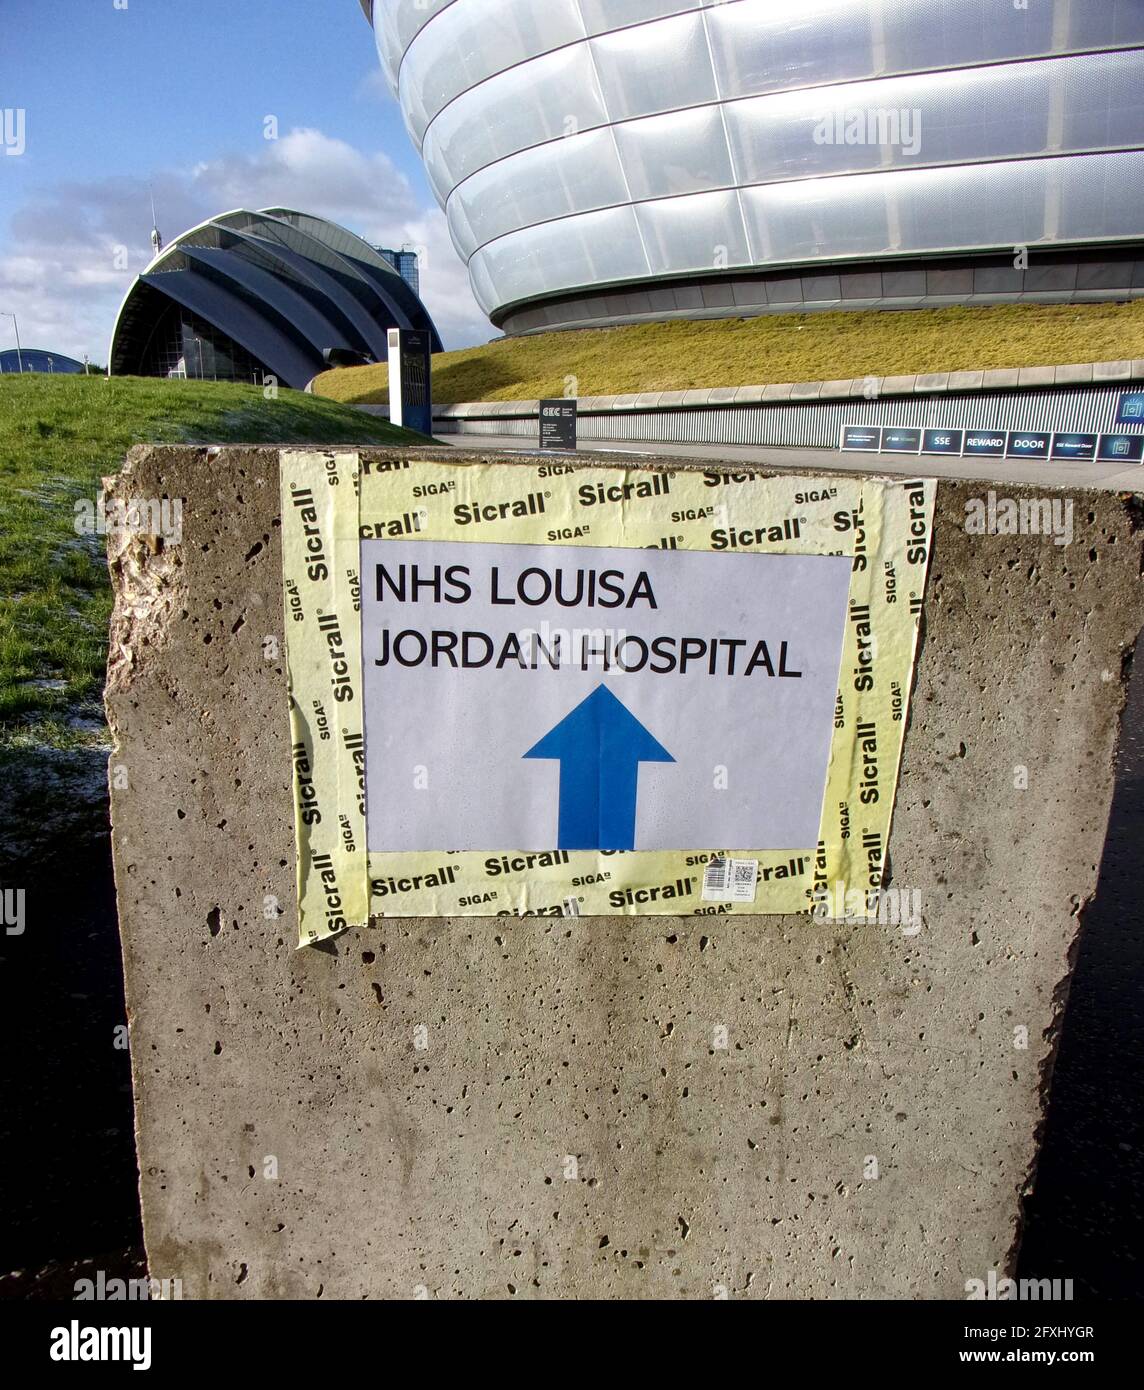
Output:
[360, 539, 852, 852]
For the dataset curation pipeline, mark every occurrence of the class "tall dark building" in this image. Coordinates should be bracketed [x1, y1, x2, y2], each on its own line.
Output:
[376, 246, 421, 297]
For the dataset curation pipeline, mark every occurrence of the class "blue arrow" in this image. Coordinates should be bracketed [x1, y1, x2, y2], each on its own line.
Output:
[523, 684, 674, 851]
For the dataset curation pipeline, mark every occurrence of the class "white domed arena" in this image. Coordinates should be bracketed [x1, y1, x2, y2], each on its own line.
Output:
[359, 0, 1144, 333]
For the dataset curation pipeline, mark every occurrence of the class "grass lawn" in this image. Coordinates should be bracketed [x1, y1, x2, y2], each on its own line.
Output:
[0, 374, 422, 750]
[313, 299, 1144, 406]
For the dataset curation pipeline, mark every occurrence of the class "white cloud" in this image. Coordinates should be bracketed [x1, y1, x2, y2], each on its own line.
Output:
[0, 127, 492, 363]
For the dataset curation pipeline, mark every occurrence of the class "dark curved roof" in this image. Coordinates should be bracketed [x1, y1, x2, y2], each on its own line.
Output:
[109, 207, 441, 387]
[1, 348, 87, 374]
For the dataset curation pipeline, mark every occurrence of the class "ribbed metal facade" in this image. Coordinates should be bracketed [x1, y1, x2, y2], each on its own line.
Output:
[435, 386, 1144, 451]
[366, 0, 1144, 330]
[110, 208, 442, 389]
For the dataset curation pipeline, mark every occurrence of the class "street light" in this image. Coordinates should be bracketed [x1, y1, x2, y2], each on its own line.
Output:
[0, 311, 23, 373]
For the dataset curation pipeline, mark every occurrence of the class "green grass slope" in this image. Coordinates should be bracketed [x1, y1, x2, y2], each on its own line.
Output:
[0, 374, 422, 748]
[314, 299, 1144, 406]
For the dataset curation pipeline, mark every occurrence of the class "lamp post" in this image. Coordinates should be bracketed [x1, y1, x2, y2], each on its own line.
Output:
[0, 311, 23, 373]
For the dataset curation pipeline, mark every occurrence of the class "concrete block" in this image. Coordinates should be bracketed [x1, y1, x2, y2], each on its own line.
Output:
[925, 268, 974, 297]
[850, 377, 882, 398]
[913, 372, 950, 394]
[1016, 366, 1057, 388]
[700, 283, 735, 309]
[839, 272, 882, 300]
[1016, 291, 1075, 307]
[1024, 263, 1078, 293]
[881, 270, 926, 298]
[730, 280, 768, 306]
[1093, 360, 1133, 382]
[1052, 364, 1094, 386]
[946, 370, 985, 393]
[880, 375, 918, 396]
[981, 368, 1021, 389]
[672, 286, 704, 310]
[800, 275, 841, 303]
[1076, 261, 1133, 292]
[972, 266, 1024, 295]
[765, 278, 802, 304]
[107, 445, 1144, 1300]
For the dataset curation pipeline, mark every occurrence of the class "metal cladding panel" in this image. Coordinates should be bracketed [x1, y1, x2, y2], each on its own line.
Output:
[439, 385, 1143, 452]
[635, 188, 752, 278]
[421, 43, 609, 200]
[472, 203, 650, 313]
[614, 105, 733, 202]
[111, 207, 443, 383]
[373, 0, 1144, 322]
[589, 10, 717, 122]
[398, 0, 587, 146]
[135, 273, 320, 386]
[180, 246, 356, 358]
[447, 126, 628, 257]
[217, 229, 395, 358]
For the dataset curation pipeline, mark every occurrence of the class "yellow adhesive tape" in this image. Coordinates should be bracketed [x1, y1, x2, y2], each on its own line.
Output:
[280, 450, 369, 946]
[281, 453, 935, 941]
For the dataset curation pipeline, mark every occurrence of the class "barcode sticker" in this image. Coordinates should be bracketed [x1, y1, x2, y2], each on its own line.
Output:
[702, 857, 759, 903]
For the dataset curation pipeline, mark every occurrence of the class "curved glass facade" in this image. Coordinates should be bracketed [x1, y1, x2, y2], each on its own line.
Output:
[0, 348, 86, 374]
[367, 0, 1144, 327]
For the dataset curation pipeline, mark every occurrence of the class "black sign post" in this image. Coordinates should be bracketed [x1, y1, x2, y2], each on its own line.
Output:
[387, 327, 433, 437]
[540, 399, 577, 451]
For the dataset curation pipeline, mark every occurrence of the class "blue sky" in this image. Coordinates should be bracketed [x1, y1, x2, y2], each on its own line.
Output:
[0, 0, 490, 360]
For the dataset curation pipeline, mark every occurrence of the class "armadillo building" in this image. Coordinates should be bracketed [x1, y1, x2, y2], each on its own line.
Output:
[361, 0, 1144, 334]
[110, 207, 442, 387]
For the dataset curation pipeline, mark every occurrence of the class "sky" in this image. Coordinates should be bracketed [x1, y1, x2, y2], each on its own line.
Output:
[0, 0, 493, 363]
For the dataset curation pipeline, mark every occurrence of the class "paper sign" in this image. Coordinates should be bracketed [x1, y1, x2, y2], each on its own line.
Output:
[361, 539, 851, 852]
[280, 454, 936, 941]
